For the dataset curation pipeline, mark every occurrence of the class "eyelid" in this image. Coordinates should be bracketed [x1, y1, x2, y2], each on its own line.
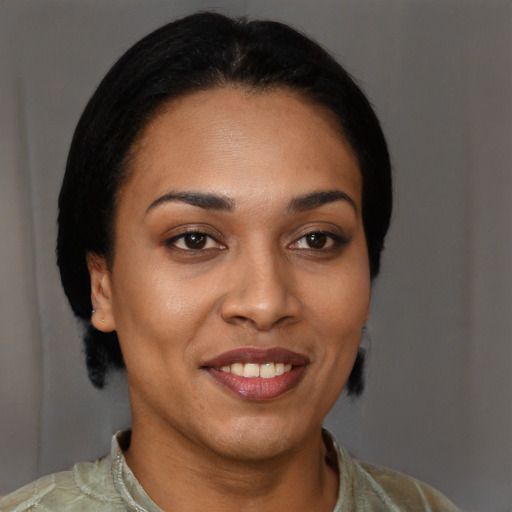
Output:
[164, 227, 226, 251]
[288, 228, 349, 250]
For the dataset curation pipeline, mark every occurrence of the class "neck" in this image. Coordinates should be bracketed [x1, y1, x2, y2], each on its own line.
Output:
[123, 419, 339, 512]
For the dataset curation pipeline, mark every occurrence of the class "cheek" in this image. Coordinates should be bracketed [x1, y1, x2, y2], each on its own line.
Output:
[301, 249, 370, 390]
[304, 264, 369, 415]
[307, 258, 371, 332]
[109, 256, 222, 364]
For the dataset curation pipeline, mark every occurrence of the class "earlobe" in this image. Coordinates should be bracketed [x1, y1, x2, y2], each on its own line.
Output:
[86, 253, 116, 332]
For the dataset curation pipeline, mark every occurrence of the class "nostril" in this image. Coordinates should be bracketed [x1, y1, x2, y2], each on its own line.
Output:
[232, 316, 253, 327]
[218, 267, 302, 330]
[223, 310, 299, 332]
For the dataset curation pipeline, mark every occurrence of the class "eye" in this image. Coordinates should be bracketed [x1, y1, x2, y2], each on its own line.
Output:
[166, 231, 225, 251]
[290, 231, 346, 250]
[302, 232, 329, 249]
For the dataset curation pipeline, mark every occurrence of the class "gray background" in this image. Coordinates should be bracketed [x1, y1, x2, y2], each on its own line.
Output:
[0, 1, 511, 511]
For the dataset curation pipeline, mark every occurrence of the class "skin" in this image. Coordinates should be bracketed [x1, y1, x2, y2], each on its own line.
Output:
[88, 87, 371, 512]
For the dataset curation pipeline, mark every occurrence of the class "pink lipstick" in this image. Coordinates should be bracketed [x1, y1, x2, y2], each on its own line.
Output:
[202, 348, 308, 401]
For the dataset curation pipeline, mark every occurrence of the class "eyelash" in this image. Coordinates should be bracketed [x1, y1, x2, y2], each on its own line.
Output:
[289, 231, 348, 251]
[164, 229, 347, 252]
[165, 229, 225, 251]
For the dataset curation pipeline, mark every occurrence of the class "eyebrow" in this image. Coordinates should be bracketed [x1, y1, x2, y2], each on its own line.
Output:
[287, 190, 357, 214]
[146, 189, 356, 215]
[146, 191, 234, 213]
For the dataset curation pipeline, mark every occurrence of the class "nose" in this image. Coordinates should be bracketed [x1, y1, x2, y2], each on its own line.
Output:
[219, 250, 302, 331]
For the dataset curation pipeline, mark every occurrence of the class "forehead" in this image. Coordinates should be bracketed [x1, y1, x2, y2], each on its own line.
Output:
[122, 87, 362, 211]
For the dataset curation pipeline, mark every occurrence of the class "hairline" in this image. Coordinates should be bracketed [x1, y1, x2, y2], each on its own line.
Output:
[102, 82, 360, 268]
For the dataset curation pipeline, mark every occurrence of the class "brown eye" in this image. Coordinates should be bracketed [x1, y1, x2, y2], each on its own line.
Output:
[166, 231, 226, 251]
[305, 232, 327, 249]
[290, 230, 346, 251]
[183, 233, 207, 249]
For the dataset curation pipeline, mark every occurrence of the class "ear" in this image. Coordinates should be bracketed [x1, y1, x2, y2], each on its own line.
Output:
[86, 253, 116, 332]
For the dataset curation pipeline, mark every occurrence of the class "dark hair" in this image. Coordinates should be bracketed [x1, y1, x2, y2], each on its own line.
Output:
[57, 12, 392, 393]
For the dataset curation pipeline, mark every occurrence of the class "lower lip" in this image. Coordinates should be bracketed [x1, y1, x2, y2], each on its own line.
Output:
[205, 366, 306, 401]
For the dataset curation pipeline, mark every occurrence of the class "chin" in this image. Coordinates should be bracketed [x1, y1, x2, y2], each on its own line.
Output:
[199, 416, 318, 462]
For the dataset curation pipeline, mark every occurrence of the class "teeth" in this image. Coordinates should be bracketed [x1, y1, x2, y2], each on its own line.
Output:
[259, 362, 275, 379]
[243, 363, 260, 378]
[218, 362, 294, 378]
[231, 363, 244, 376]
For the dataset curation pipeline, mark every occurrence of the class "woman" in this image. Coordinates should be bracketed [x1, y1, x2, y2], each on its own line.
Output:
[1, 12, 460, 512]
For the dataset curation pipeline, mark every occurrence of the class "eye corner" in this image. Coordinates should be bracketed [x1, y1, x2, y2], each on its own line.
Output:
[288, 229, 349, 252]
[164, 229, 227, 252]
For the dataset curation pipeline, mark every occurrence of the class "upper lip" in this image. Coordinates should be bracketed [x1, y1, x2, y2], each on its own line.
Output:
[202, 347, 309, 368]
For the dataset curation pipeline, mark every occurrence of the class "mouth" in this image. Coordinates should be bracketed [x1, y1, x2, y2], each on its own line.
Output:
[202, 347, 308, 401]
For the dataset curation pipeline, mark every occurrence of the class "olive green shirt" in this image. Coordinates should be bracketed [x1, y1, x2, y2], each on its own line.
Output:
[1, 431, 460, 511]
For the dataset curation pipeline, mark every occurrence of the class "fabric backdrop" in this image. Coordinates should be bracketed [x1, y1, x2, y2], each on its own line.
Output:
[0, 1, 510, 511]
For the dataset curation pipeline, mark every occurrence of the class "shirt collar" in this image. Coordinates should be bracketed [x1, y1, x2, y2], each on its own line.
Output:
[109, 428, 359, 512]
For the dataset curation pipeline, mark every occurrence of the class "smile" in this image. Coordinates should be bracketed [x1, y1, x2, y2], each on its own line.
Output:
[218, 362, 293, 379]
[202, 347, 308, 401]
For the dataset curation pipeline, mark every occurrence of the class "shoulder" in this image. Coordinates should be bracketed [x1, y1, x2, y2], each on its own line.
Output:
[327, 431, 461, 512]
[356, 459, 461, 511]
[0, 456, 124, 512]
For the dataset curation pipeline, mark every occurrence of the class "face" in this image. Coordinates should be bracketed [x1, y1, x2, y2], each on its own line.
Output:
[90, 87, 370, 461]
